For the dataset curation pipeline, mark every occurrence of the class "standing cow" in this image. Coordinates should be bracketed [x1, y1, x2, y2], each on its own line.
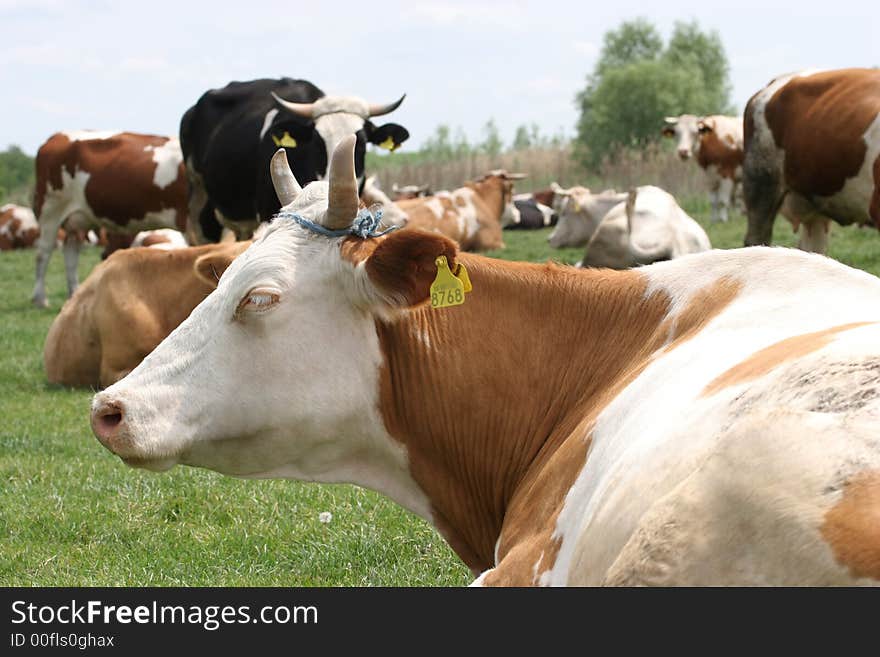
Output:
[743, 68, 880, 254]
[31, 131, 188, 307]
[180, 77, 410, 243]
[0, 204, 39, 250]
[662, 114, 744, 223]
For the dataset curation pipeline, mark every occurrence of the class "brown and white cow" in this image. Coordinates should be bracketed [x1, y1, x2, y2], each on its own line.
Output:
[663, 114, 744, 223]
[32, 131, 188, 307]
[396, 171, 524, 251]
[92, 136, 880, 586]
[0, 204, 39, 250]
[743, 68, 880, 254]
[45, 240, 247, 388]
[391, 183, 431, 201]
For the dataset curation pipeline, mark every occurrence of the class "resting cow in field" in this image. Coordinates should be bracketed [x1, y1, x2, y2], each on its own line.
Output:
[547, 184, 628, 248]
[578, 186, 710, 269]
[662, 114, 744, 223]
[360, 176, 409, 228]
[743, 68, 880, 254]
[396, 171, 524, 251]
[0, 204, 39, 250]
[45, 240, 247, 388]
[507, 193, 557, 230]
[180, 77, 409, 242]
[391, 183, 431, 200]
[92, 136, 880, 586]
[131, 229, 189, 250]
[31, 131, 188, 307]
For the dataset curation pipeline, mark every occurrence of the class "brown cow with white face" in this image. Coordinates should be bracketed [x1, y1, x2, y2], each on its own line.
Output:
[662, 114, 744, 223]
[743, 68, 880, 254]
[32, 131, 188, 307]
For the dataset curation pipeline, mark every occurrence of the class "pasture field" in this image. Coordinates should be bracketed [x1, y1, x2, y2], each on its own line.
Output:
[2, 209, 880, 586]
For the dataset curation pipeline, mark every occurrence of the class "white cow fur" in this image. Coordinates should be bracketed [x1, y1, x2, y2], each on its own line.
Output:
[93, 154, 880, 586]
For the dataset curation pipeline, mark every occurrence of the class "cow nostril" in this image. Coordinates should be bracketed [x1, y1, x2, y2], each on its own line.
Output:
[92, 400, 126, 446]
[100, 412, 122, 430]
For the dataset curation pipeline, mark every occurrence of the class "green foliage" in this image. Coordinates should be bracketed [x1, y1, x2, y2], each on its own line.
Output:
[480, 118, 503, 158]
[575, 19, 734, 167]
[0, 146, 35, 205]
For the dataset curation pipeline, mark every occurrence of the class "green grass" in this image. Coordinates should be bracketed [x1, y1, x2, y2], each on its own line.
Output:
[2, 208, 880, 586]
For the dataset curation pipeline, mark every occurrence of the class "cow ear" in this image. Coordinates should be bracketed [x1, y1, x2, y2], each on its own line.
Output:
[193, 242, 250, 288]
[661, 126, 675, 137]
[367, 123, 410, 152]
[359, 230, 458, 310]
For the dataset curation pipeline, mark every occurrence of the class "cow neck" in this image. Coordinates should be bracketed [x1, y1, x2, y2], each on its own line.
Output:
[466, 177, 505, 222]
[374, 255, 673, 573]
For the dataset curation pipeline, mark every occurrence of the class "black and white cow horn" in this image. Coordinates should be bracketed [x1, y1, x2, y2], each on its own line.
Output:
[270, 149, 302, 206]
[272, 92, 315, 119]
[324, 135, 359, 229]
[367, 94, 406, 117]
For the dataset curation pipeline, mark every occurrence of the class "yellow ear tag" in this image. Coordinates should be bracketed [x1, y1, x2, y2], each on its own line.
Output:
[272, 131, 298, 148]
[379, 136, 398, 151]
[453, 262, 472, 293]
[430, 256, 465, 309]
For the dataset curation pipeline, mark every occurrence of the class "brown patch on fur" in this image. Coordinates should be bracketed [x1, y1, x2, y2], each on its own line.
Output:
[139, 233, 170, 247]
[531, 189, 555, 207]
[821, 470, 880, 581]
[0, 207, 39, 250]
[376, 256, 716, 580]
[34, 132, 187, 231]
[661, 278, 743, 349]
[765, 69, 880, 197]
[44, 242, 248, 387]
[697, 124, 744, 179]
[702, 322, 873, 397]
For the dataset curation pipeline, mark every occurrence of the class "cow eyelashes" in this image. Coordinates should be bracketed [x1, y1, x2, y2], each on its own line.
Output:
[235, 288, 281, 318]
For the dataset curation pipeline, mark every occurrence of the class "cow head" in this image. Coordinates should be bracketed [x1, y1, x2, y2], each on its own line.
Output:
[272, 93, 409, 189]
[662, 115, 701, 160]
[91, 136, 457, 491]
[547, 183, 628, 249]
[474, 169, 526, 228]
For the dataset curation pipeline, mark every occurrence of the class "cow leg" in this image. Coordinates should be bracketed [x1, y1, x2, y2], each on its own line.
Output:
[62, 229, 83, 298]
[32, 220, 59, 308]
[743, 167, 784, 247]
[716, 177, 734, 223]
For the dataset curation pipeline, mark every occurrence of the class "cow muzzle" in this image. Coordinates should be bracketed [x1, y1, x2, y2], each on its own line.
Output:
[90, 394, 175, 471]
[677, 149, 691, 160]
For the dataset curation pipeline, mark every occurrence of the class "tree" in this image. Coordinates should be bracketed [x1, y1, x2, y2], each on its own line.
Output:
[480, 119, 503, 158]
[512, 125, 532, 151]
[0, 145, 35, 204]
[574, 19, 733, 167]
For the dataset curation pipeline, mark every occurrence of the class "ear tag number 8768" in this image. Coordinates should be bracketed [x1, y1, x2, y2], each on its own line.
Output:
[430, 256, 467, 309]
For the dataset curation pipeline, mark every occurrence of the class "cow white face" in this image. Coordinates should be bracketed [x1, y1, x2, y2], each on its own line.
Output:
[548, 187, 627, 249]
[662, 114, 701, 160]
[91, 137, 457, 497]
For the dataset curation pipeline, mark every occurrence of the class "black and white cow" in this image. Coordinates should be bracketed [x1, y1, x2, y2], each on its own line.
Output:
[180, 77, 409, 242]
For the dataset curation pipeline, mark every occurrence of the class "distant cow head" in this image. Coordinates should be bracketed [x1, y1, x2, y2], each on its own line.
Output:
[547, 183, 627, 249]
[662, 115, 701, 160]
[391, 183, 432, 201]
[271, 93, 409, 188]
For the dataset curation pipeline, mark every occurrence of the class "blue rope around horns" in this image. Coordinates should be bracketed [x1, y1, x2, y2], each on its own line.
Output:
[276, 206, 400, 239]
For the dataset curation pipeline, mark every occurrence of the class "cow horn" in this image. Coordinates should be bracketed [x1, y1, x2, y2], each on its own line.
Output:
[664, 116, 678, 124]
[367, 94, 406, 117]
[504, 172, 528, 180]
[272, 92, 315, 119]
[551, 182, 572, 197]
[325, 135, 359, 229]
[270, 148, 302, 206]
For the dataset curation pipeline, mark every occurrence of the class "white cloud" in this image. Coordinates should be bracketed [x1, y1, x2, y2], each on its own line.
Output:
[571, 40, 599, 57]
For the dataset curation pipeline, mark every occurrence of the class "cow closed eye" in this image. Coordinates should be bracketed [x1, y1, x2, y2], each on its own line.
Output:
[235, 288, 281, 319]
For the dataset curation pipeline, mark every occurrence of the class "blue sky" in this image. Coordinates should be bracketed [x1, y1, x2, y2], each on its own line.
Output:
[1, 0, 877, 155]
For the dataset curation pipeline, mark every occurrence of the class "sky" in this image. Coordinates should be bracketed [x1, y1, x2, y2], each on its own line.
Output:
[1, 0, 877, 156]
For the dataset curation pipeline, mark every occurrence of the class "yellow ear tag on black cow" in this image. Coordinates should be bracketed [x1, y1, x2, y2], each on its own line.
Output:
[378, 136, 398, 151]
[272, 131, 298, 148]
[430, 256, 467, 309]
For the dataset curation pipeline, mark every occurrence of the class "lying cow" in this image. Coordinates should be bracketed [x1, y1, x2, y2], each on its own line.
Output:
[391, 183, 431, 200]
[0, 204, 39, 250]
[32, 130, 188, 307]
[361, 176, 409, 228]
[579, 186, 711, 268]
[45, 241, 247, 388]
[507, 193, 557, 230]
[662, 114, 744, 223]
[743, 68, 880, 254]
[132, 229, 189, 250]
[396, 170, 525, 251]
[547, 184, 628, 248]
[93, 135, 880, 586]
